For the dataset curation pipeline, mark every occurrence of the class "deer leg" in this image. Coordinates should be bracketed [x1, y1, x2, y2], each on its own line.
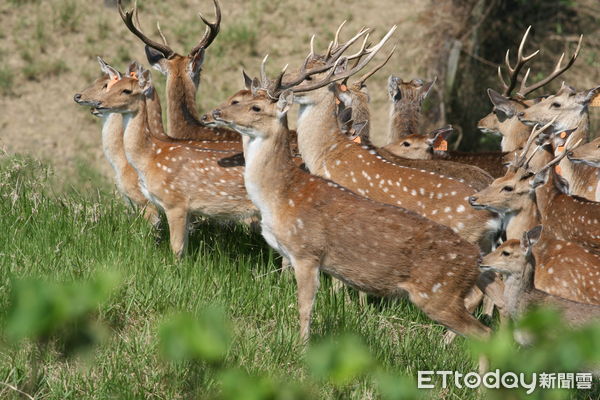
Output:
[293, 258, 320, 343]
[165, 207, 189, 258]
[142, 203, 161, 229]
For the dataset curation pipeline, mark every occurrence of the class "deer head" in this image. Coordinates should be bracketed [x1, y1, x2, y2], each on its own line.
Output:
[480, 226, 542, 276]
[386, 77, 436, 141]
[478, 27, 582, 152]
[518, 83, 600, 132]
[382, 126, 453, 159]
[117, 0, 220, 88]
[568, 136, 600, 168]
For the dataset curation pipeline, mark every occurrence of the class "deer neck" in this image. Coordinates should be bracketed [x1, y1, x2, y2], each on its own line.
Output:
[100, 113, 129, 176]
[122, 98, 154, 172]
[558, 122, 598, 199]
[166, 72, 202, 135]
[297, 91, 349, 173]
[504, 259, 536, 318]
[387, 103, 420, 144]
[242, 117, 296, 221]
[505, 194, 541, 240]
[145, 86, 169, 140]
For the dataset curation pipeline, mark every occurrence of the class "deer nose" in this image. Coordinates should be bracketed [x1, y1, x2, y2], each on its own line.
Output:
[73, 93, 82, 102]
[468, 196, 478, 205]
[212, 109, 222, 119]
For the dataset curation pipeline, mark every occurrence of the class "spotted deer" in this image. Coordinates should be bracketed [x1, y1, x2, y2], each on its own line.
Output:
[382, 129, 508, 178]
[330, 81, 494, 191]
[518, 84, 600, 201]
[78, 64, 256, 257]
[569, 136, 600, 168]
[210, 72, 493, 341]
[117, 0, 241, 143]
[288, 26, 502, 252]
[470, 128, 600, 260]
[74, 60, 160, 227]
[385, 77, 436, 145]
[477, 27, 582, 153]
[481, 226, 600, 324]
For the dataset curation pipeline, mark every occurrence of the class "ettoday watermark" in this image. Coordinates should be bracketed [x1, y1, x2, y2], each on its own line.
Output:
[417, 370, 594, 394]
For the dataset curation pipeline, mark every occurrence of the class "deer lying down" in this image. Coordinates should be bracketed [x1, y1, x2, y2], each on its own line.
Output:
[211, 84, 492, 340]
[481, 226, 600, 326]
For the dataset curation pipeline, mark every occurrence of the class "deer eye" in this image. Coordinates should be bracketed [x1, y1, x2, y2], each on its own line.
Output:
[305, 76, 313, 81]
[501, 250, 510, 256]
[502, 186, 514, 192]
[231, 100, 239, 105]
[551, 102, 561, 108]
[402, 141, 411, 147]
[122, 89, 133, 95]
[251, 105, 261, 112]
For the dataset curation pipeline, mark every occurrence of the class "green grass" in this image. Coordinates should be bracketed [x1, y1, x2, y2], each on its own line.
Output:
[0, 156, 598, 399]
[0, 156, 482, 399]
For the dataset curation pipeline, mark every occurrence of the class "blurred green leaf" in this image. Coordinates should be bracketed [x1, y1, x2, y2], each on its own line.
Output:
[159, 307, 232, 364]
[305, 334, 374, 386]
[5, 270, 120, 343]
[375, 371, 426, 400]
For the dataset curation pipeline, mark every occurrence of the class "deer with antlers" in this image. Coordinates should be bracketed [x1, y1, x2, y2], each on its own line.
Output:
[517, 84, 600, 201]
[209, 62, 494, 341]
[481, 226, 600, 325]
[478, 27, 582, 153]
[76, 62, 256, 257]
[117, 0, 241, 143]
[284, 25, 502, 253]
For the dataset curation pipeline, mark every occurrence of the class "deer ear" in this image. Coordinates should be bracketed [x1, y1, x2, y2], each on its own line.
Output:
[487, 89, 516, 119]
[127, 61, 141, 78]
[277, 90, 294, 116]
[531, 168, 550, 189]
[144, 46, 168, 75]
[139, 69, 153, 96]
[387, 75, 401, 101]
[250, 78, 261, 96]
[242, 70, 253, 90]
[526, 225, 543, 247]
[190, 48, 205, 74]
[352, 121, 368, 137]
[97, 57, 121, 80]
[420, 76, 436, 102]
[582, 85, 600, 104]
[427, 126, 453, 151]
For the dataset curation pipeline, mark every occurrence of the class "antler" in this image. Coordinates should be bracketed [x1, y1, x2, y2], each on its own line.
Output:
[353, 46, 395, 88]
[117, 0, 175, 58]
[498, 26, 540, 98]
[189, 0, 222, 55]
[513, 116, 557, 169]
[536, 133, 582, 175]
[287, 25, 397, 94]
[517, 34, 583, 97]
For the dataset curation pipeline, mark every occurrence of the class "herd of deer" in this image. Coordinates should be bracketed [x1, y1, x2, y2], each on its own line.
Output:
[73, 0, 600, 344]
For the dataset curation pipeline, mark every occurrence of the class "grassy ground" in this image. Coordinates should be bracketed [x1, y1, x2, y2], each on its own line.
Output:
[0, 156, 487, 399]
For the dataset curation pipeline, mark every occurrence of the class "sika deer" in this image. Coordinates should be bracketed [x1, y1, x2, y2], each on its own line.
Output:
[287, 27, 501, 251]
[518, 84, 600, 201]
[569, 136, 600, 168]
[470, 130, 600, 291]
[383, 129, 508, 178]
[330, 82, 494, 191]
[74, 60, 160, 227]
[79, 65, 256, 257]
[481, 226, 600, 324]
[211, 82, 491, 340]
[386, 77, 436, 144]
[478, 27, 582, 153]
[117, 0, 241, 142]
